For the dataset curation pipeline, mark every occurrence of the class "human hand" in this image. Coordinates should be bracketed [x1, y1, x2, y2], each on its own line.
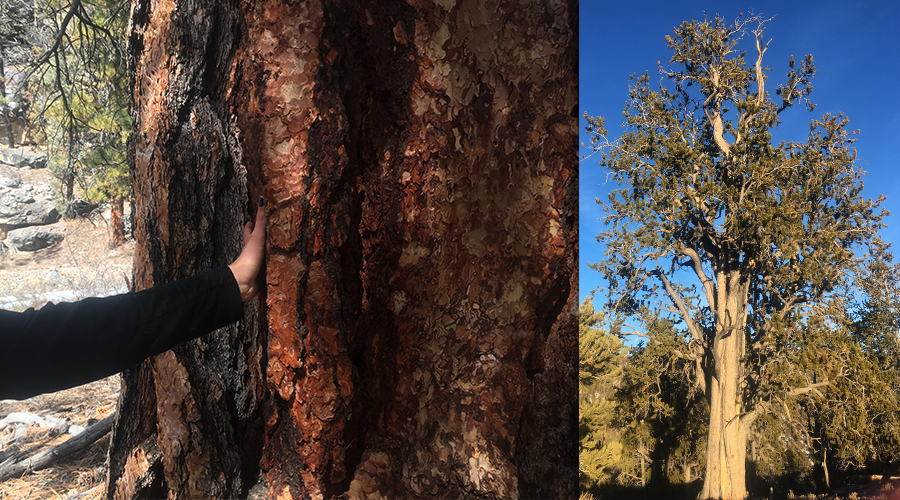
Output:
[229, 197, 267, 302]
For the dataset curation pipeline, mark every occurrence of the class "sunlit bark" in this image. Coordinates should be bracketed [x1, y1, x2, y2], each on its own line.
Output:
[108, 1, 576, 499]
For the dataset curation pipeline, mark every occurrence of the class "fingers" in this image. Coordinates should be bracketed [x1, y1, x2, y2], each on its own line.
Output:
[244, 205, 267, 256]
[241, 200, 267, 246]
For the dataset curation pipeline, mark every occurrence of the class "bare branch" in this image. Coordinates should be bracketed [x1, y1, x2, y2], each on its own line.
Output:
[654, 268, 703, 342]
[676, 243, 717, 309]
[752, 21, 771, 106]
[789, 380, 829, 397]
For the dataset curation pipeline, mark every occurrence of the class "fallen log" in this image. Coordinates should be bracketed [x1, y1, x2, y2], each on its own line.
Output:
[0, 413, 115, 482]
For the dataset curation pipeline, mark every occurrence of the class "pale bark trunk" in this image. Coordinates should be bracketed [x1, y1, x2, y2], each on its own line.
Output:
[109, 0, 576, 499]
[641, 455, 647, 488]
[700, 278, 750, 500]
[640, 446, 646, 487]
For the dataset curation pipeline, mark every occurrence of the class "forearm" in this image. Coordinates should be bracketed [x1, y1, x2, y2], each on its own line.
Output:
[0, 266, 243, 400]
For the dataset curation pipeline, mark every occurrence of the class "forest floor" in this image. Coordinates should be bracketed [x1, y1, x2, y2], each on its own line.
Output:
[1, 166, 130, 499]
[0, 166, 133, 306]
[778, 479, 900, 500]
[0, 377, 118, 500]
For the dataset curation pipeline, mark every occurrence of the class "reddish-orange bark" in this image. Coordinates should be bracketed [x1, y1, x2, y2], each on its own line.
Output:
[110, 1, 576, 498]
[232, 2, 356, 497]
[108, 197, 125, 248]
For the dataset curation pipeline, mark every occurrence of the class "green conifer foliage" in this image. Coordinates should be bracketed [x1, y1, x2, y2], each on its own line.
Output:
[579, 297, 626, 489]
[605, 314, 707, 487]
[823, 248, 900, 472]
[38, 0, 130, 208]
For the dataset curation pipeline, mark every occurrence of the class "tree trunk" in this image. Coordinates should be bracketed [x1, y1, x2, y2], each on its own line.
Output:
[638, 437, 647, 488]
[106, 3, 264, 498]
[0, 50, 16, 149]
[108, 1, 577, 499]
[108, 196, 124, 248]
[700, 280, 750, 500]
[641, 453, 646, 488]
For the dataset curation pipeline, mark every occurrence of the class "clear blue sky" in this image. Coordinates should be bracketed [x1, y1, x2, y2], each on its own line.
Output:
[579, 0, 900, 302]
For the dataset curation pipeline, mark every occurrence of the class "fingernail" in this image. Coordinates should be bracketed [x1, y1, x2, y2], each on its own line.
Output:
[258, 196, 266, 207]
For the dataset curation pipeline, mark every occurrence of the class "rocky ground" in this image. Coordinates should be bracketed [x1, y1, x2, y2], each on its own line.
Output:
[0, 161, 134, 310]
[1, 152, 131, 499]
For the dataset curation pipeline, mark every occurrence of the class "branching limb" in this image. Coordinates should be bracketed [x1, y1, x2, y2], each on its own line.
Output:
[752, 19, 771, 106]
[676, 243, 717, 310]
[789, 380, 829, 398]
[22, 0, 82, 83]
[653, 268, 703, 342]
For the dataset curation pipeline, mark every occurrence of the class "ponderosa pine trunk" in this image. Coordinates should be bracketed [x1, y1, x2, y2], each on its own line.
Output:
[108, 1, 577, 499]
[108, 196, 124, 248]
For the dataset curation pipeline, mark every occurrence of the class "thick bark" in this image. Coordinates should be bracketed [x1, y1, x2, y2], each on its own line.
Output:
[109, 0, 576, 499]
[107, 3, 264, 498]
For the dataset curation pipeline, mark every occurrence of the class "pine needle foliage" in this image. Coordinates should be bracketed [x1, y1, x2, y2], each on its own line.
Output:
[579, 297, 626, 489]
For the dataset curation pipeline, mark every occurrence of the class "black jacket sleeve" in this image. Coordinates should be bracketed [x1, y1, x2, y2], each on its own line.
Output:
[0, 266, 244, 400]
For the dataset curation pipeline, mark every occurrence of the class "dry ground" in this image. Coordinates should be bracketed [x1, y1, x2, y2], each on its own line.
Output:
[577, 481, 900, 500]
[1, 165, 131, 499]
[0, 377, 118, 500]
[1, 167, 133, 306]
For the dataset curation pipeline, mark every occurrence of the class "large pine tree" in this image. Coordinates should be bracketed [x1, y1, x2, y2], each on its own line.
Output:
[585, 12, 886, 499]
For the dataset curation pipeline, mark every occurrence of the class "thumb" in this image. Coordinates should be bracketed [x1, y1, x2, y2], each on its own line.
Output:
[243, 221, 253, 246]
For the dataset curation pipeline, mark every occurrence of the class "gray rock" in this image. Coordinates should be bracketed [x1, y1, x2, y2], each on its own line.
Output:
[65, 198, 98, 219]
[0, 164, 22, 188]
[0, 187, 60, 230]
[6, 227, 65, 251]
[0, 149, 48, 169]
